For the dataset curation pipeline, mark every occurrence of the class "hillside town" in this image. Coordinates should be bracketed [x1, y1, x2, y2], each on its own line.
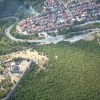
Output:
[17, 0, 100, 34]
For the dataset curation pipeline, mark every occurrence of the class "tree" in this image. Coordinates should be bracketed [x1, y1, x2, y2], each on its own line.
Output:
[0, 67, 3, 74]
[1, 64, 6, 68]
[12, 57, 20, 62]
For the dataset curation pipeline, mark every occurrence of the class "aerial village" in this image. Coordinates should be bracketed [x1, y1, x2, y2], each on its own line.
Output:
[17, 0, 100, 34]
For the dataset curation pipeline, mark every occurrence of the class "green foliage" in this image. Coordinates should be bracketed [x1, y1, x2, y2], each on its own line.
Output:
[0, 78, 13, 99]
[0, 79, 13, 89]
[0, 67, 3, 74]
[0, 18, 20, 54]
[0, 18, 38, 55]
[0, 0, 45, 18]
[74, 20, 85, 25]
[22, 0, 44, 12]
[57, 22, 100, 38]
[0, 18, 15, 39]
[96, 0, 100, 4]
[34, 32, 38, 37]
[1, 64, 6, 68]
[13, 80, 16, 84]
[0, 0, 21, 18]
[10, 24, 38, 39]
[10, 40, 100, 100]
[0, 90, 7, 99]
[48, 32, 56, 36]
[12, 57, 20, 62]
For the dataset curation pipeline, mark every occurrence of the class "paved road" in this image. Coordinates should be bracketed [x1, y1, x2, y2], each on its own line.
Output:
[0, 16, 19, 21]
[76, 20, 100, 27]
[1, 16, 100, 44]
[3, 16, 64, 43]
[64, 28, 100, 43]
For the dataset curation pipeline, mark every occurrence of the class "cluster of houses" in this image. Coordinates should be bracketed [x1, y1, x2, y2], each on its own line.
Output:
[67, 0, 100, 21]
[18, 0, 100, 34]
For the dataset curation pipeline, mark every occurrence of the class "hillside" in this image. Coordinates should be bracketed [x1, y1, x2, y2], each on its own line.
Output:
[0, 0, 21, 18]
[0, 0, 100, 100]
[0, 0, 45, 18]
[9, 40, 100, 100]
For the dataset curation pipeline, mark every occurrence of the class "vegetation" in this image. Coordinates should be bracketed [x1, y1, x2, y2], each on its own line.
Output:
[0, 78, 13, 99]
[0, 1, 100, 100]
[0, 0, 21, 18]
[10, 24, 38, 40]
[0, 0, 45, 18]
[74, 20, 85, 25]
[0, 18, 15, 38]
[0, 18, 38, 55]
[48, 32, 57, 36]
[57, 22, 100, 38]
[1, 79, 13, 89]
[0, 67, 3, 74]
[96, 0, 100, 4]
[9, 40, 100, 100]
[1, 64, 6, 68]
[22, 0, 45, 12]
[10, 20, 100, 40]
[0, 19, 21, 54]
[12, 57, 21, 62]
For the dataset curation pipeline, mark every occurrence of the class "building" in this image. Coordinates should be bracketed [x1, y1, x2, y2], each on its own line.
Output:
[10, 62, 21, 73]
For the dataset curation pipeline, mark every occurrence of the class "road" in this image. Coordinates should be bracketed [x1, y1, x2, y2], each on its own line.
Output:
[76, 20, 100, 27]
[0, 16, 19, 21]
[64, 28, 100, 42]
[1, 16, 100, 44]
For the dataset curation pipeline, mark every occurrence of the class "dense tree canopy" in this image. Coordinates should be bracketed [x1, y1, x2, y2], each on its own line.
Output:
[0, 0, 45, 18]
[9, 40, 100, 100]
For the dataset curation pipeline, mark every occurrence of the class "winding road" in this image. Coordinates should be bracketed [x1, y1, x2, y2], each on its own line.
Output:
[1, 16, 100, 44]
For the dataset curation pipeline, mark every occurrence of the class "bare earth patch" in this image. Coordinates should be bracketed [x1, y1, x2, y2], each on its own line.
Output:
[0, 75, 5, 82]
[0, 49, 49, 91]
[8, 72, 21, 83]
[82, 35, 95, 41]
[19, 60, 30, 71]
[0, 49, 49, 70]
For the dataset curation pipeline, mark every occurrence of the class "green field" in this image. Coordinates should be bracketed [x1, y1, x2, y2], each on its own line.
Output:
[9, 40, 100, 100]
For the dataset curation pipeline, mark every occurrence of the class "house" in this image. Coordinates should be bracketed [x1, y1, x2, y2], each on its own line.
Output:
[17, 0, 100, 35]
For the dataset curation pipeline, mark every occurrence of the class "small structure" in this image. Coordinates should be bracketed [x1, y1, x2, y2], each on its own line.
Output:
[3, 69, 9, 75]
[11, 62, 18, 70]
[10, 62, 21, 73]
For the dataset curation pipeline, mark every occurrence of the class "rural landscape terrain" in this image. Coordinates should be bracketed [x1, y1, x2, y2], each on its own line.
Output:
[0, 0, 100, 100]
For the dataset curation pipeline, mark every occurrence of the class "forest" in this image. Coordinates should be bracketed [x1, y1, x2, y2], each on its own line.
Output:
[9, 40, 100, 100]
[0, 0, 45, 18]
